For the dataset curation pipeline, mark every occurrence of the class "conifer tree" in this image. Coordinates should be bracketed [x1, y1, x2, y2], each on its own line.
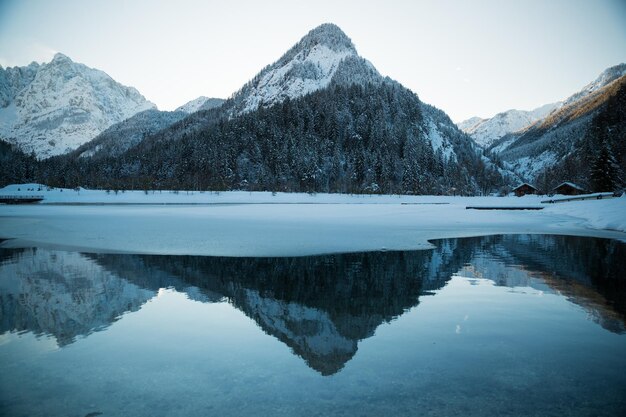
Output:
[590, 140, 622, 191]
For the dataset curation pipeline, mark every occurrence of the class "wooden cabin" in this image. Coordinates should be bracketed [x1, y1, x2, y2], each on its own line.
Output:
[552, 182, 586, 196]
[512, 183, 538, 197]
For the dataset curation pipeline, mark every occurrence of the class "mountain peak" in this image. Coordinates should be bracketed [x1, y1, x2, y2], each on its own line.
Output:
[230, 23, 380, 114]
[176, 96, 225, 113]
[51, 52, 72, 64]
[298, 23, 355, 53]
[272, 23, 358, 69]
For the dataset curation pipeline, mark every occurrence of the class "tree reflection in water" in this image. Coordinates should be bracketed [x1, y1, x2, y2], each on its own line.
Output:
[1, 234, 624, 374]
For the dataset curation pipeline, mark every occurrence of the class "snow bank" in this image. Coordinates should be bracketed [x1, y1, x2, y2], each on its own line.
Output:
[545, 195, 626, 233]
[1, 184, 624, 257]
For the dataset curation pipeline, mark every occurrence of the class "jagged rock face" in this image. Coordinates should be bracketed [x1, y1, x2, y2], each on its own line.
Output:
[0, 62, 40, 108]
[0, 53, 155, 158]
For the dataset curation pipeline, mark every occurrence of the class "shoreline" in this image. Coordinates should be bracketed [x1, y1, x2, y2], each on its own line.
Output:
[2, 199, 625, 257]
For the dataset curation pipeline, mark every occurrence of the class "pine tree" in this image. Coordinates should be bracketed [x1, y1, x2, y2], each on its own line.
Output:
[590, 140, 622, 192]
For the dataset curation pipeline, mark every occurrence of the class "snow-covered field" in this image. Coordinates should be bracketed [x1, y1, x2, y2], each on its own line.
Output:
[1, 184, 625, 257]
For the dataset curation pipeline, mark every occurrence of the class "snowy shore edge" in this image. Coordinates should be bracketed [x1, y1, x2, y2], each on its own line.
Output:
[1, 183, 625, 257]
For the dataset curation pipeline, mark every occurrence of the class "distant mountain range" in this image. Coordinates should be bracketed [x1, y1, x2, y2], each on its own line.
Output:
[486, 64, 626, 188]
[458, 65, 626, 151]
[1, 24, 624, 194]
[458, 102, 562, 148]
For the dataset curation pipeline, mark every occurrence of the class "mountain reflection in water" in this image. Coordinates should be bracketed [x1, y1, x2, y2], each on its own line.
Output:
[1, 234, 625, 375]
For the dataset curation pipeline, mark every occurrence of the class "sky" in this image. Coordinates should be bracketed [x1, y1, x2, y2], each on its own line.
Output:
[0, 0, 625, 122]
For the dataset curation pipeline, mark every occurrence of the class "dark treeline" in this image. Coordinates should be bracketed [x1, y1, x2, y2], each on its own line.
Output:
[32, 82, 505, 195]
[0, 140, 39, 186]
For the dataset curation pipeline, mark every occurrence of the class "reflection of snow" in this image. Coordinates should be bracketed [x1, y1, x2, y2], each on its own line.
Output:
[243, 288, 357, 374]
[0, 249, 155, 346]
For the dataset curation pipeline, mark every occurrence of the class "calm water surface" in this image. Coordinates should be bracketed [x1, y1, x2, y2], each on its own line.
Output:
[1, 235, 625, 416]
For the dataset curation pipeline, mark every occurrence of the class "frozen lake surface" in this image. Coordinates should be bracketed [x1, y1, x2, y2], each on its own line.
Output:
[1, 195, 625, 256]
[0, 234, 625, 416]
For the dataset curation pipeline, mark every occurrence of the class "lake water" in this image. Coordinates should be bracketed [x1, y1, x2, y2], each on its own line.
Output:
[1, 234, 625, 416]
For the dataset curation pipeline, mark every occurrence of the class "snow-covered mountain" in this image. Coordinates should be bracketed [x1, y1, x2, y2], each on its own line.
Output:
[458, 102, 561, 148]
[562, 63, 626, 107]
[456, 116, 483, 132]
[228, 23, 381, 115]
[175, 96, 224, 113]
[488, 63, 626, 185]
[0, 53, 155, 158]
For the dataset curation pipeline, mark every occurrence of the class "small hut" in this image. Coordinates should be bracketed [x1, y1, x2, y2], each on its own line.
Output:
[512, 183, 538, 197]
[552, 182, 586, 196]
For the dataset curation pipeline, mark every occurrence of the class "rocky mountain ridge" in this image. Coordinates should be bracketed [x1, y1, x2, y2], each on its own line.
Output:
[0, 53, 155, 158]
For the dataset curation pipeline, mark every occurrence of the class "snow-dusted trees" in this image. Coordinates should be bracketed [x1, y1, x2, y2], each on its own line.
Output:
[587, 81, 625, 192]
[31, 81, 504, 195]
[590, 141, 622, 191]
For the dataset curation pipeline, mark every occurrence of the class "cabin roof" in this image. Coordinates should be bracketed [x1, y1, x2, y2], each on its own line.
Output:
[553, 181, 585, 191]
[512, 183, 538, 191]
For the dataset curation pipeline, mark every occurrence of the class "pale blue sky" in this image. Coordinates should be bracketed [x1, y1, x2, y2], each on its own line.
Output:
[0, 0, 624, 121]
